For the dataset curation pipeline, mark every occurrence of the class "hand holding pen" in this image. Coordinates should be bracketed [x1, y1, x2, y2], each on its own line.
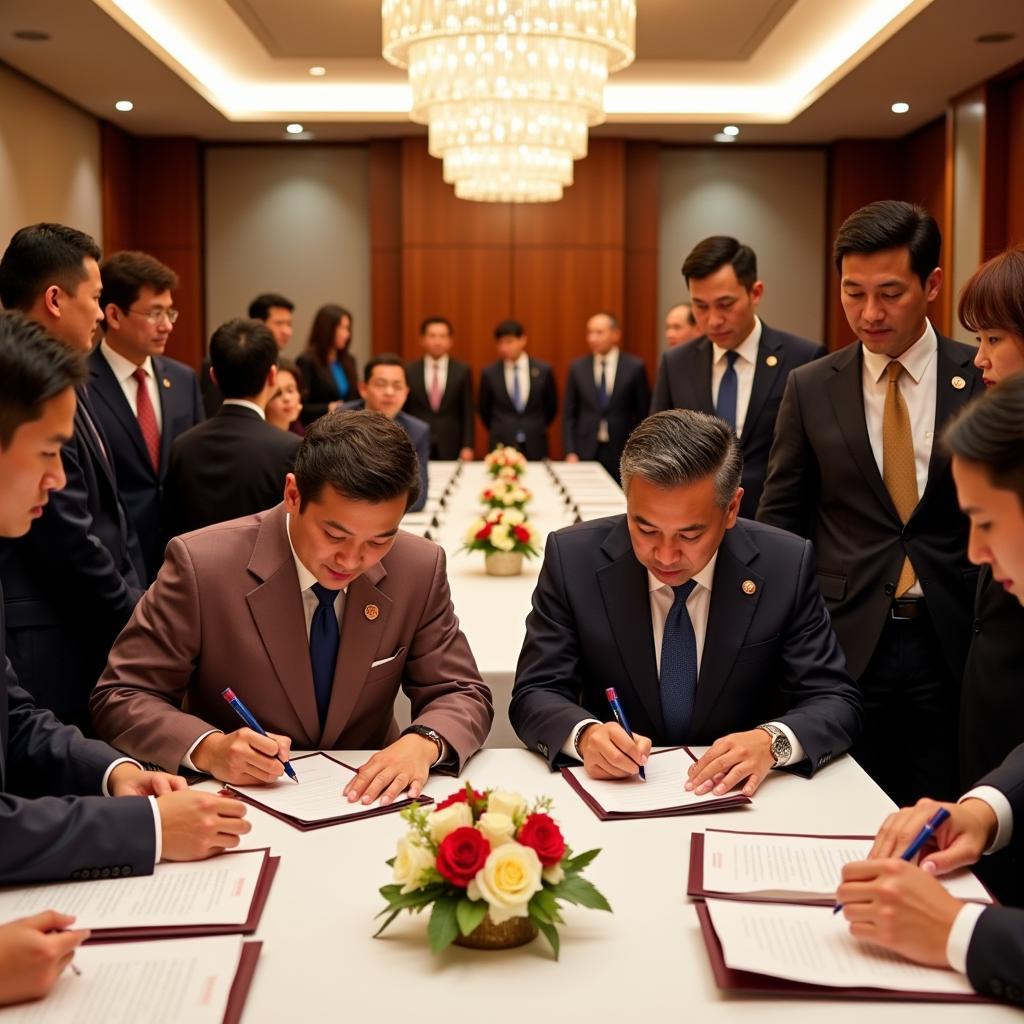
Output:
[214, 688, 299, 784]
[576, 688, 651, 781]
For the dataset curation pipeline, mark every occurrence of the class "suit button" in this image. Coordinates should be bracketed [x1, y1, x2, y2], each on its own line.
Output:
[100, 867, 111, 878]
[1007, 983, 1022, 1003]
[884, 583, 895, 596]
[991, 979, 1005, 997]
[122, 866, 132, 876]
[90, 868, 101, 879]
[974, 618, 982, 635]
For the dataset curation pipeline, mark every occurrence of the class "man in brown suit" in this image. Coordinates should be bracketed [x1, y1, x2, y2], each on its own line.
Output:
[91, 410, 493, 805]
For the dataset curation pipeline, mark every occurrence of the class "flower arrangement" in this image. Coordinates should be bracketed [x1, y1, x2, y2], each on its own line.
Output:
[376, 785, 610, 957]
[484, 445, 527, 479]
[462, 508, 540, 557]
[479, 479, 533, 511]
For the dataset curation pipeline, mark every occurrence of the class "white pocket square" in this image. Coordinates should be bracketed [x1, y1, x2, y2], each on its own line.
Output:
[370, 652, 401, 668]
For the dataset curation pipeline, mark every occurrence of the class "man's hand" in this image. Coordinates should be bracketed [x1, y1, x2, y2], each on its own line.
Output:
[0, 911, 88, 1007]
[564, 453, 580, 463]
[191, 729, 292, 785]
[108, 763, 188, 798]
[685, 728, 774, 797]
[459, 447, 475, 461]
[838, 859, 963, 968]
[869, 797, 997, 874]
[578, 722, 651, 780]
[157, 790, 251, 861]
[343, 734, 439, 806]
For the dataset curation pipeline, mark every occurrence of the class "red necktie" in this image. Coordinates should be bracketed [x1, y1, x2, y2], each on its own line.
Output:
[429, 361, 443, 412]
[133, 367, 161, 472]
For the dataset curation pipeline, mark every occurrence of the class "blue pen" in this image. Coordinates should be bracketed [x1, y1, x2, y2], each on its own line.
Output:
[221, 688, 299, 783]
[834, 806, 950, 913]
[605, 687, 646, 781]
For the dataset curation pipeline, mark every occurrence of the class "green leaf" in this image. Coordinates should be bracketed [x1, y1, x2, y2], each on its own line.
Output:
[564, 848, 601, 873]
[533, 916, 560, 960]
[455, 897, 488, 936]
[375, 882, 447, 918]
[373, 906, 405, 938]
[427, 895, 460, 954]
[529, 888, 563, 925]
[550, 874, 612, 912]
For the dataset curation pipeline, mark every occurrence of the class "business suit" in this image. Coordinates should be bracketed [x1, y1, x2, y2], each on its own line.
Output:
[404, 357, 475, 459]
[478, 357, 558, 460]
[650, 324, 825, 518]
[0, 580, 155, 884]
[510, 515, 861, 770]
[90, 504, 493, 772]
[166, 404, 301, 534]
[296, 351, 358, 425]
[563, 351, 650, 481]
[757, 332, 983, 804]
[2, 387, 144, 730]
[199, 355, 222, 418]
[88, 346, 205, 582]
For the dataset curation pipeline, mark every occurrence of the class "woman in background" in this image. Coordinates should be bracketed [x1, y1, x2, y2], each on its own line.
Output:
[266, 358, 304, 436]
[296, 304, 357, 425]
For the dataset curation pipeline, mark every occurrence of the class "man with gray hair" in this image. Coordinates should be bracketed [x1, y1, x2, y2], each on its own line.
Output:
[510, 409, 861, 796]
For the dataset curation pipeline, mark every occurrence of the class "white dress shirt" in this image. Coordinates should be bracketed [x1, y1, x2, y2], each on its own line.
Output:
[99, 339, 164, 431]
[424, 354, 449, 400]
[592, 346, 619, 442]
[503, 353, 531, 407]
[711, 318, 762, 438]
[221, 398, 266, 420]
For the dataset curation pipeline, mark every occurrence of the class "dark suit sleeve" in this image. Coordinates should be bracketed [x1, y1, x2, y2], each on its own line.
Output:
[632, 361, 652, 422]
[974, 742, 1024, 826]
[410, 426, 429, 513]
[563, 368, 580, 455]
[478, 372, 493, 430]
[460, 367, 475, 452]
[543, 367, 558, 426]
[650, 352, 672, 413]
[967, 907, 1024, 1004]
[190, 370, 206, 425]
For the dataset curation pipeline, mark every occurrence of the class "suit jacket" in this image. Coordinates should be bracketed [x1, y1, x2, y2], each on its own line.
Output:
[650, 325, 825, 518]
[341, 402, 429, 513]
[404, 357, 475, 459]
[296, 351, 358, 425]
[88, 347, 205, 583]
[757, 334, 983, 680]
[563, 351, 650, 465]
[509, 515, 861, 770]
[1, 387, 144, 723]
[90, 504, 493, 772]
[200, 355, 222, 418]
[0, 579, 155, 884]
[166, 404, 301, 535]
[478, 358, 558, 460]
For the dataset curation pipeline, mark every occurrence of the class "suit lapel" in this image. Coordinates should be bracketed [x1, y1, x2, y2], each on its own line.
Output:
[89, 351, 156, 476]
[75, 387, 118, 489]
[689, 339, 715, 413]
[152, 357, 175, 474]
[742, 326, 783, 440]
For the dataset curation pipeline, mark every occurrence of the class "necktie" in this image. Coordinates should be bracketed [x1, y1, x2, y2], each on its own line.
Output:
[882, 361, 919, 595]
[511, 364, 524, 413]
[429, 361, 443, 412]
[659, 579, 699, 743]
[716, 350, 739, 430]
[597, 358, 609, 410]
[132, 367, 161, 473]
[309, 583, 340, 729]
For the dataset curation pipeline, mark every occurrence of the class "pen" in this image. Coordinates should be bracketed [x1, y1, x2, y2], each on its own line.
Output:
[833, 806, 950, 913]
[220, 688, 299, 783]
[605, 687, 646, 781]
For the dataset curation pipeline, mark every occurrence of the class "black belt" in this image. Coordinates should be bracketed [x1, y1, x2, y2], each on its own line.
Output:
[891, 597, 924, 621]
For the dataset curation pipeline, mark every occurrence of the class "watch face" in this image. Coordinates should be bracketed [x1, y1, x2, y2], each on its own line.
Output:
[772, 735, 791, 762]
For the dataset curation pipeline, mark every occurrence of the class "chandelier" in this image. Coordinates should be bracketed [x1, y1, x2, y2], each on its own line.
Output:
[382, 1, 636, 203]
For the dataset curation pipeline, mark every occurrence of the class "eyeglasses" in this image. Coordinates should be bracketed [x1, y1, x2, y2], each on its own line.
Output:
[128, 307, 179, 324]
[367, 380, 407, 393]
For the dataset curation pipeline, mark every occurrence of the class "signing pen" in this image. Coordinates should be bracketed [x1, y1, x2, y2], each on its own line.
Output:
[221, 688, 299, 783]
[605, 687, 646, 781]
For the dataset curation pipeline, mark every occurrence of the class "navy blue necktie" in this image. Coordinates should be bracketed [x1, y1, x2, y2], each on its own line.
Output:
[309, 583, 340, 729]
[716, 350, 739, 430]
[659, 579, 699, 743]
[597, 358, 609, 410]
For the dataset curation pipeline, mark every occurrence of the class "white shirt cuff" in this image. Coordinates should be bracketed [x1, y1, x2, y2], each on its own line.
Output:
[148, 795, 163, 864]
[562, 719, 602, 760]
[182, 731, 222, 772]
[101, 757, 143, 795]
[946, 902, 987, 974]
[767, 722, 805, 767]
[960, 786, 1013, 853]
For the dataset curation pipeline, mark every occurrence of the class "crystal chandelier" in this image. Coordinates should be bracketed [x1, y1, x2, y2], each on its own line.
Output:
[382, 1, 636, 203]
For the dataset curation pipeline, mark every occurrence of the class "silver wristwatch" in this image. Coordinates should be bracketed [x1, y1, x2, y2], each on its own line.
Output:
[402, 725, 444, 763]
[756, 723, 792, 767]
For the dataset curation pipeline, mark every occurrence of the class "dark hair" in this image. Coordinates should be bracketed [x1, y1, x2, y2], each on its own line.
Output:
[682, 236, 758, 290]
[944, 372, 1024, 507]
[958, 245, 1024, 339]
[275, 356, 304, 390]
[248, 293, 294, 321]
[620, 410, 743, 507]
[420, 316, 453, 335]
[100, 251, 178, 317]
[363, 353, 406, 384]
[0, 223, 101, 311]
[494, 319, 525, 340]
[591, 311, 621, 331]
[209, 318, 279, 398]
[294, 409, 420, 511]
[0, 311, 86, 448]
[305, 304, 353, 367]
[833, 200, 941, 286]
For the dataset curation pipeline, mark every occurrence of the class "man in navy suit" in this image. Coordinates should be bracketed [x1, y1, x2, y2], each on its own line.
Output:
[563, 312, 650, 482]
[510, 410, 861, 797]
[478, 319, 558, 460]
[651, 236, 824, 518]
[0, 224, 144, 732]
[89, 251, 204, 583]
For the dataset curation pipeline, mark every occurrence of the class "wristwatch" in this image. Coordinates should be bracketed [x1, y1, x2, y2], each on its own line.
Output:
[756, 723, 792, 767]
[402, 724, 444, 763]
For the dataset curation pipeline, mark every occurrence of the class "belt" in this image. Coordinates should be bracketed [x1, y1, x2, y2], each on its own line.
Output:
[891, 597, 924, 621]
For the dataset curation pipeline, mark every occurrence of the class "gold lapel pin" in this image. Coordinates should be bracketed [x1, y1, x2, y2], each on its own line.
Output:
[951, 375, 966, 390]
[364, 604, 380, 621]
[742, 579, 757, 595]
[765, 354, 779, 367]
[162, 377, 171, 388]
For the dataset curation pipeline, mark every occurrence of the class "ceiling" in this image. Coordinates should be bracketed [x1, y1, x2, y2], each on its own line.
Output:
[0, 0, 1021, 144]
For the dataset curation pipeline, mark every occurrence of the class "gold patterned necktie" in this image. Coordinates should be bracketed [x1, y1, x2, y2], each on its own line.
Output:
[882, 361, 918, 595]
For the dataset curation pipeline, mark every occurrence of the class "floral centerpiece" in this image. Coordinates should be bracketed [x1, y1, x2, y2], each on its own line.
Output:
[484, 445, 527, 479]
[376, 785, 610, 958]
[479, 479, 533, 511]
[461, 509, 540, 575]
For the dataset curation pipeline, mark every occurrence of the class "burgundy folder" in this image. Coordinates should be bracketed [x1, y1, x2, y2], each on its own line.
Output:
[225, 941, 262, 1024]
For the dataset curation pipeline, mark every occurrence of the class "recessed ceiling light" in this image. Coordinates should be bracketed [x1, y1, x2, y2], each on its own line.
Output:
[115, 100, 134, 112]
[722, 125, 740, 136]
[891, 101, 910, 114]
[713, 132, 735, 143]
[308, 66, 326, 77]
[976, 31, 1016, 44]
[285, 123, 305, 134]
[12, 29, 50, 41]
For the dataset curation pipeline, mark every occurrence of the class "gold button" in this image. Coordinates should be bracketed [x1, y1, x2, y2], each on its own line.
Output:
[162, 377, 172, 388]
[765, 354, 778, 367]
[364, 604, 380, 621]
[742, 580, 757, 595]
[951, 375, 966, 390]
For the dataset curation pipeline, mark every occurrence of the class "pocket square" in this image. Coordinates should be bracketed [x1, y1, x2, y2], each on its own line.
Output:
[370, 652, 402, 668]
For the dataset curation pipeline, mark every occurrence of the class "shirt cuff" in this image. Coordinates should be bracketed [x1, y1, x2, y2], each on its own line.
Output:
[562, 719, 602, 760]
[767, 721, 805, 767]
[433, 738, 449, 767]
[960, 786, 1013, 853]
[148, 795, 163, 864]
[946, 902, 987, 974]
[182, 731, 222, 772]
[102, 757, 143, 795]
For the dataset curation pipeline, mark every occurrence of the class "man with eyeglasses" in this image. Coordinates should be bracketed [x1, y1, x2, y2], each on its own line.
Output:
[89, 251, 204, 583]
[0, 224, 146, 732]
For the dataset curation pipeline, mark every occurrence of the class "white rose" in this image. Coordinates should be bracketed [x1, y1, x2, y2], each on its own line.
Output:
[503, 509, 525, 526]
[487, 789, 526, 819]
[428, 801, 473, 843]
[477, 811, 515, 848]
[467, 843, 544, 925]
[464, 518, 486, 545]
[490, 524, 515, 551]
[486, 509, 502, 523]
[502, 493, 515, 506]
[542, 862, 565, 885]
[393, 834, 435, 894]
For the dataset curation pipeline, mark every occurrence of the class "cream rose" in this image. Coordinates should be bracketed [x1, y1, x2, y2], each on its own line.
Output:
[490, 524, 516, 551]
[467, 843, 544, 925]
[393, 834, 435, 894]
[477, 811, 516, 847]
[487, 789, 526, 819]
[503, 509, 525, 527]
[542, 862, 565, 885]
[428, 801, 473, 843]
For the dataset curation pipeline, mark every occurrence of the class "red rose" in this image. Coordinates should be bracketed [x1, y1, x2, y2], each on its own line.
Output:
[517, 813, 566, 867]
[436, 827, 490, 888]
[475, 524, 492, 541]
[513, 525, 530, 543]
[435, 787, 486, 811]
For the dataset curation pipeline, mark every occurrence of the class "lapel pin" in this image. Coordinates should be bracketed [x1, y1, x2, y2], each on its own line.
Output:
[162, 377, 171, 389]
[765, 354, 778, 367]
[741, 579, 757, 595]
[951, 375, 966, 390]
[364, 603, 380, 621]
[531, 367, 540, 378]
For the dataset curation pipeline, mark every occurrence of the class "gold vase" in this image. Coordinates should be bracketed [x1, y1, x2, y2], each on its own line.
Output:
[453, 913, 538, 950]
[484, 551, 524, 576]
